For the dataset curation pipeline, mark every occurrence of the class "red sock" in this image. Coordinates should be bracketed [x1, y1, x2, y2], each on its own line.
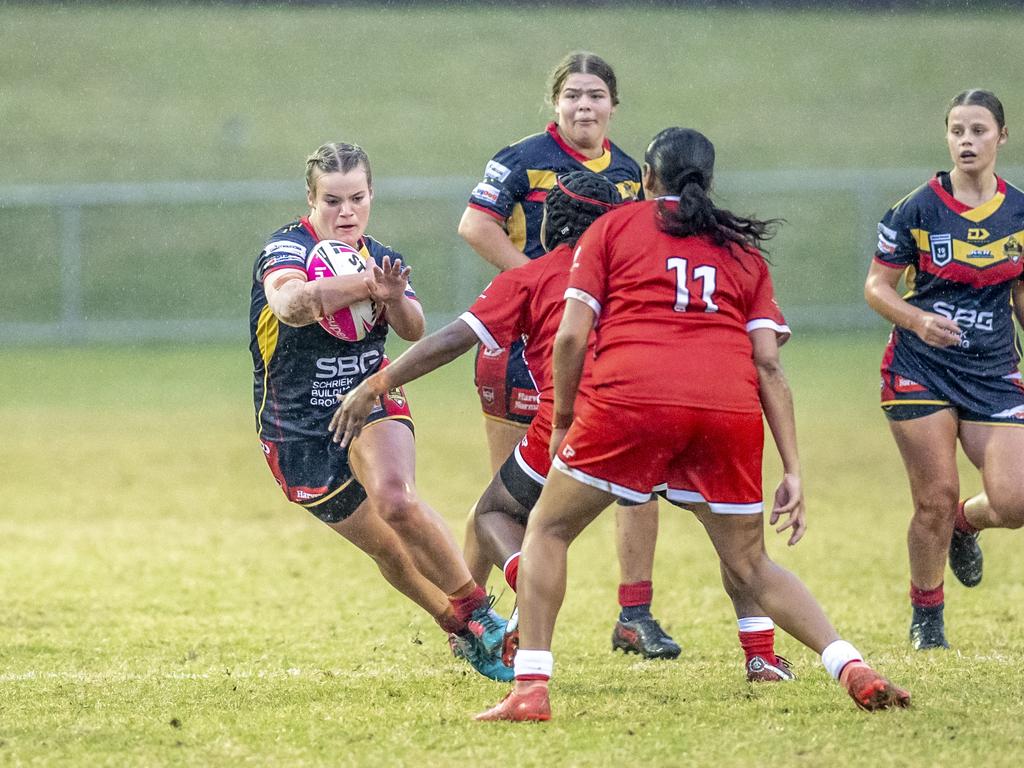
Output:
[450, 585, 487, 624]
[954, 500, 978, 534]
[503, 553, 520, 592]
[436, 609, 464, 635]
[739, 628, 777, 664]
[618, 580, 653, 607]
[909, 582, 944, 608]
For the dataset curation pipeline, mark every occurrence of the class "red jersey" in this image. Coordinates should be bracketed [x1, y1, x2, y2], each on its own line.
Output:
[460, 244, 581, 414]
[567, 198, 789, 413]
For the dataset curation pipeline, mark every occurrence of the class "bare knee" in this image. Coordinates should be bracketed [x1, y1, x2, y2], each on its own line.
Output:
[368, 487, 423, 530]
[910, 484, 959, 529]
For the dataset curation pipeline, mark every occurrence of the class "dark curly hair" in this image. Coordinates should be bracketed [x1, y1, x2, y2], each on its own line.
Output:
[542, 171, 622, 250]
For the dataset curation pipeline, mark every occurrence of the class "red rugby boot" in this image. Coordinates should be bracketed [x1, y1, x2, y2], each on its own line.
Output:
[841, 663, 911, 711]
[474, 681, 551, 722]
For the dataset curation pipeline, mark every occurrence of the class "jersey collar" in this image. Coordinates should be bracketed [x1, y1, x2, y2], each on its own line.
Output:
[928, 174, 1007, 223]
[546, 122, 611, 168]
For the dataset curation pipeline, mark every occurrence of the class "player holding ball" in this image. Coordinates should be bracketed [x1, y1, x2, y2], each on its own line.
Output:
[249, 141, 510, 681]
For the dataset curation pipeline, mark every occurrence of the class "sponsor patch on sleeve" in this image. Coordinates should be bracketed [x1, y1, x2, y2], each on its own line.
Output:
[264, 240, 307, 259]
[471, 182, 502, 205]
[484, 160, 511, 182]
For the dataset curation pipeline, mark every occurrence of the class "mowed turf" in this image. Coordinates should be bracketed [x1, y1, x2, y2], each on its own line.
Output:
[2, 336, 1024, 766]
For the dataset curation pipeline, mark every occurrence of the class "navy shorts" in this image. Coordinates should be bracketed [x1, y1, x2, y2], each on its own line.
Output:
[881, 359, 1024, 424]
[474, 337, 539, 425]
[259, 389, 413, 523]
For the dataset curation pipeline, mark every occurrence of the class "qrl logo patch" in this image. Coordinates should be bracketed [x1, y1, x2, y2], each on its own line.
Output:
[929, 233, 952, 267]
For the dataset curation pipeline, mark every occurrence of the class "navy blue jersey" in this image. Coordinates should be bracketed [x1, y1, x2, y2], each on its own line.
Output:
[875, 174, 1024, 380]
[250, 217, 417, 441]
[467, 122, 642, 260]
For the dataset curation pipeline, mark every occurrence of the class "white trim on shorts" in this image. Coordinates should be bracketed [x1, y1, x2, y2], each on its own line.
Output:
[458, 311, 501, 351]
[513, 443, 548, 486]
[551, 456, 652, 504]
[663, 487, 763, 515]
[564, 288, 601, 317]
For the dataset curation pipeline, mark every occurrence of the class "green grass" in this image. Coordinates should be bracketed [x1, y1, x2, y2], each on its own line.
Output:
[3, 335, 1024, 765]
[2, 4, 1024, 330]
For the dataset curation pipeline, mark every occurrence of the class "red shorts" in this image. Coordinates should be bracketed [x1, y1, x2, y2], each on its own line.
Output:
[515, 407, 554, 481]
[553, 398, 764, 514]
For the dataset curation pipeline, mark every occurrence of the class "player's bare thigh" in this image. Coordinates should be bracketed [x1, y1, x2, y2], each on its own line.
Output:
[484, 418, 527, 475]
[959, 420, 1024, 525]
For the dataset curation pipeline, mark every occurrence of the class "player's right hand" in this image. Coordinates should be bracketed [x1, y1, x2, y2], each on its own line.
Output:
[913, 312, 962, 348]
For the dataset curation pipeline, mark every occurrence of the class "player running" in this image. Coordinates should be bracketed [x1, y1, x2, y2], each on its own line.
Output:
[865, 89, 1024, 650]
[249, 141, 509, 681]
[334, 170, 795, 684]
[458, 50, 676, 658]
[476, 127, 911, 721]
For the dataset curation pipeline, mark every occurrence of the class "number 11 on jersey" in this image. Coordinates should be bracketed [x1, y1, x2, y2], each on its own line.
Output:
[667, 257, 719, 313]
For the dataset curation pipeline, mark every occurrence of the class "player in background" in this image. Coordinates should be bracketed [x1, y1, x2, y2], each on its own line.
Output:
[865, 90, 1024, 650]
[249, 141, 509, 682]
[457, 50, 678, 659]
[334, 171, 794, 684]
[476, 128, 911, 721]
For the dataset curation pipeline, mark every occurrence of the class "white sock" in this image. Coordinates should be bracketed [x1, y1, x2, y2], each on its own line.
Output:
[514, 649, 553, 679]
[821, 639, 863, 680]
[737, 616, 774, 633]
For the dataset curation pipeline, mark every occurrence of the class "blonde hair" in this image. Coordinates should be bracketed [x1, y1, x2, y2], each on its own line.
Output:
[305, 142, 372, 196]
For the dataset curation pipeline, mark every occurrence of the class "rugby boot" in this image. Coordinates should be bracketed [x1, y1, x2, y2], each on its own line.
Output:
[841, 662, 911, 711]
[611, 616, 681, 659]
[746, 654, 796, 682]
[949, 527, 983, 588]
[909, 604, 949, 650]
[467, 595, 508, 658]
[449, 632, 514, 682]
[474, 681, 551, 722]
[501, 604, 519, 668]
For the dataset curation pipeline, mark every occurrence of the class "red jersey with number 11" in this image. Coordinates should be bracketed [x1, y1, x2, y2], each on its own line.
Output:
[567, 198, 789, 413]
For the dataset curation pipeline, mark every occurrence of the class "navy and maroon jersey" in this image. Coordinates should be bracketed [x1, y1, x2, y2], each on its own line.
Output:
[250, 217, 418, 441]
[874, 174, 1024, 382]
[566, 198, 790, 413]
[467, 122, 642, 260]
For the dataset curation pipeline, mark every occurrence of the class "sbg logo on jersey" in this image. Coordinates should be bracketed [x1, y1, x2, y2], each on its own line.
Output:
[929, 233, 952, 267]
[315, 350, 383, 378]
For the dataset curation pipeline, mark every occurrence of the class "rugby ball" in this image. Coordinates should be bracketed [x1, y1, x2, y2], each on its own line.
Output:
[305, 240, 380, 342]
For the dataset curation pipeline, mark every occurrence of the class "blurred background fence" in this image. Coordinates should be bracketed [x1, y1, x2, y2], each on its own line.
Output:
[3, 3, 1024, 346]
[8, 167, 1024, 345]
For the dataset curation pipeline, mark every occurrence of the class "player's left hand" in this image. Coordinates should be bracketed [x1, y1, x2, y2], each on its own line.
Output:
[366, 255, 411, 305]
[769, 472, 805, 545]
[329, 382, 377, 447]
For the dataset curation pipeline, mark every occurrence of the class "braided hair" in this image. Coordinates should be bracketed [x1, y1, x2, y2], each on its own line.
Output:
[645, 127, 779, 255]
[542, 171, 622, 250]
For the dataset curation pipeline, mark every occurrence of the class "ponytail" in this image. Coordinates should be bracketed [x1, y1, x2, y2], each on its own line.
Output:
[646, 128, 780, 254]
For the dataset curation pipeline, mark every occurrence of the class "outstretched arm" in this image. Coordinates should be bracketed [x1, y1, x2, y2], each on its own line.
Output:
[751, 328, 804, 546]
[329, 318, 479, 447]
[549, 298, 594, 456]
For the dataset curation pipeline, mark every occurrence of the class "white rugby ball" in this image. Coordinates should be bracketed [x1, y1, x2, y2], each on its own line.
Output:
[305, 240, 380, 342]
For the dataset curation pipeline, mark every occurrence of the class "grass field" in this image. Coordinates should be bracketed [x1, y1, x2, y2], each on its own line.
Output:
[3, 4, 1024, 331]
[3, 335, 1024, 766]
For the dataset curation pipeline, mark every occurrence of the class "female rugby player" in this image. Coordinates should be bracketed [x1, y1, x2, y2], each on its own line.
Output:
[337, 170, 795, 683]
[457, 50, 677, 659]
[249, 141, 509, 681]
[476, 128, 911, 721]
[865, 90, 1024, 650]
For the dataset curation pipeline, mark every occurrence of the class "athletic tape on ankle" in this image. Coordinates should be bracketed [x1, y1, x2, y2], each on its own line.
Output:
[514, 649, 553, 679]
[737, 616, 774, 633]
[821, 640, 863, 680]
